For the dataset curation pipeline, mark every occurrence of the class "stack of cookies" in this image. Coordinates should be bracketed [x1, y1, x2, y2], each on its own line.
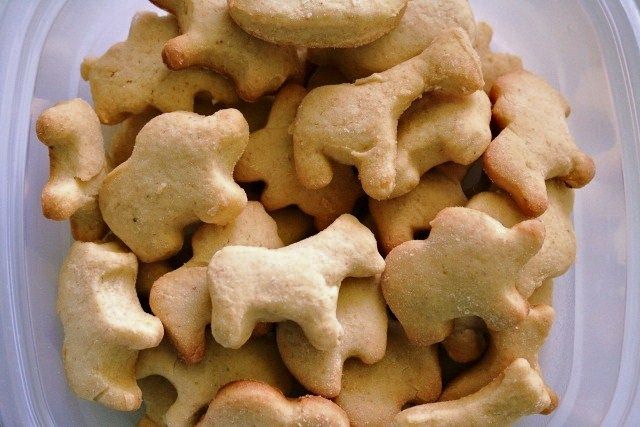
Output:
[37, 0, 595, 426]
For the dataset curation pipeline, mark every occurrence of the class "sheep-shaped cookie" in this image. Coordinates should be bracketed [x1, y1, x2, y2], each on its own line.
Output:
[208, 214, 385, 350]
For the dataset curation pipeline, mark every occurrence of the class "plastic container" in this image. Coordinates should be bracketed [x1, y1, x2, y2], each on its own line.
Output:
[0, 0, 639, 426]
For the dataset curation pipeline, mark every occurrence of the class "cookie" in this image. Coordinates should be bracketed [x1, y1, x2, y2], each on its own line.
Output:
[293, 28, 483, 200]
[309, 0, 476, 79]
[276, 276, 388, 397]
[196, 381, 349, 426]
[136, 335, 293, 427]
[473, 22, 523, 93]
[391, 90, 491, 198]
[394, 359, 551, 426]
[382, 207, 544, 345]
[227, 0, 407, 48]
[151, 0, 304, 101]
[36, 98, 109, 241]
[208, 214, 385, 350]
[484, 70, 595, 216]
[99, 109, 248, 262]
[58, 242, 163, 411]
[235, 84, 362, 229]
[335, 323, 441, 426]
[81, 12, 238, 124]
[369, 169, 467, 253]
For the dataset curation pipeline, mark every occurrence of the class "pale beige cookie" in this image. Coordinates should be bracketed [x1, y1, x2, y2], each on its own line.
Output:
[369, 170, 467, 253]
[293, 28, 483, 200]
[270, 207, 316, 245]
[335, 323, 441, 426]
[391, 90, 492, 198]
[197, 381, 349, 426]
[81, 12, 238, 125]
[99, 109, 248, 262]
[109, 110, 159, 167]
[474, 22, 523, 93]
[467, 180, 576, 298]
[151, 0, 304, 101]
[139, 375, 177, 426]
[236, 84, 362, 229]
[394, 359, 551, 426]
[227, 0, 407, 48]
[382, 207, 544, 346]
[309, 0, 476, 80]
[36, 98, 108, 241]
[58, 242, 164, 411]
[150, 202, 283, 363]
[440, 305, 557, 413]
[137, 336, 293, 427]
[441, 316, 487, 364]
[208, 214, 385, 350]
[277, 276, 388, 398]
[484, 70, 595, 216]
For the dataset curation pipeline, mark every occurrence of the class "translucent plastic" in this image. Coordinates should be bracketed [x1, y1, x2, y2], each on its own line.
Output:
[0, 1, 639, 426]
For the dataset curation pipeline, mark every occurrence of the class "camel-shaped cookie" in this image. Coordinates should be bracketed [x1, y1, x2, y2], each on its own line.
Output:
[151, 0, 304, 101]
[196, 381, 350, 427]
[293, 28, 483, 200]
[393, 359, 551, 426]
[99, 109, 248, 262]
[136, 336, 293, 427]
[391, 90, 492, 198]
[36, 98, 109, 241]
[150, 202, 282, 363]
[58, 242, 164, 411]
[227, 0, 407, 48]
[335, 322, 441, 426]
[309, 0, 477, 80]
[440, 304, 558, 414]
[484, 70, 595, 216]
[81, 12, 238, 124]
[382, 207, 544, 346]
[277, 276, 388, 398]
[370, 169, 467, 253]
[235, 84, 361, 229]
[467, 180, 576, 298]
[208, 214, 385, 350]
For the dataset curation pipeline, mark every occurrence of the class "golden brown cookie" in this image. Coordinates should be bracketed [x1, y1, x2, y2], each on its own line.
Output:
[151, 0, 304, 101]
[382, 207, 544, 346]
[484, 70, 595, 216]
[235, 84, 362, 229]
[81, 12, 238, 124]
